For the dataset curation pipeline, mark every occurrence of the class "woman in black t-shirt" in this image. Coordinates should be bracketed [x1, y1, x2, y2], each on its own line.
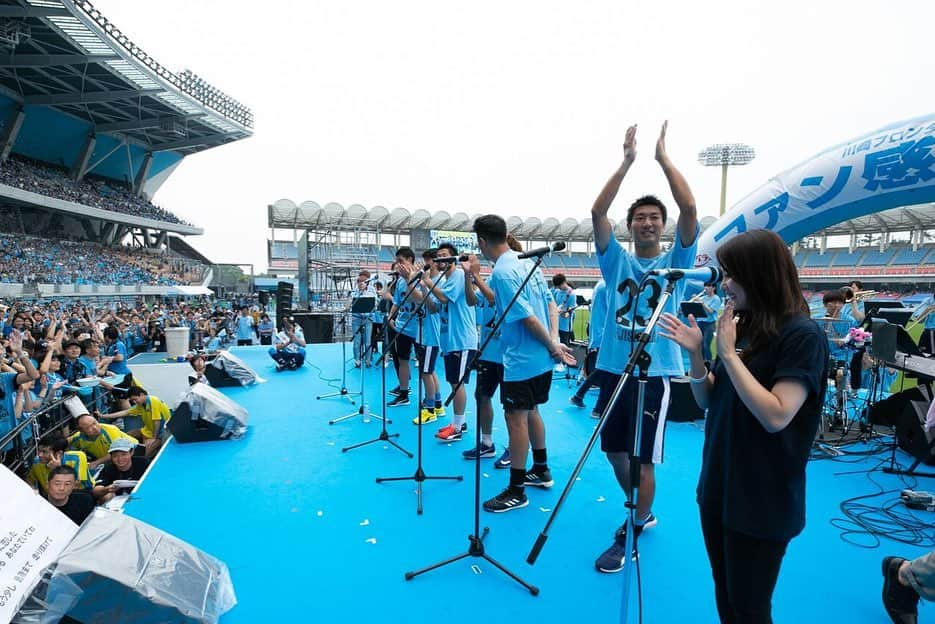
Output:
[660, 230, 828, 624]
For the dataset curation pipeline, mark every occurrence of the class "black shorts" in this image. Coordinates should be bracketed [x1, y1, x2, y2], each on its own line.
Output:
[474, 359, 503, 399]
[597, 372, 670, 463]
[501, 370, 552, 411]
[394, 332, 415, 361]
[415, 344, 440, 373]
[444, 350, 477, 385]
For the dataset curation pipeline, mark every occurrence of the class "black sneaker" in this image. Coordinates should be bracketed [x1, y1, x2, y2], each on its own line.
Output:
[483, 487, 528, 513]
[882, 557, 919, 624]
[524, 468, 554, 488]
[388, 394, 410, 407]
[389, 387, 406, 397]
[595, 538, 637, 573]
[462, 443, 496, 460]
[569, 395, 586, 408]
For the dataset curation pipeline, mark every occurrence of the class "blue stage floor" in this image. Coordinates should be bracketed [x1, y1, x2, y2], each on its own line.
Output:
[125, 344, 934, 622]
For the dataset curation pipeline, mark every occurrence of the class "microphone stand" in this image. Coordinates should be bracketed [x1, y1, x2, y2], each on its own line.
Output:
[342, 280, 416, 458]
[406, 252, 550, 595]
[316, 311, 359, 404]
[525, 274, 680, 622]
[377, 268, 462, 514]
[330, 299, 383, 425]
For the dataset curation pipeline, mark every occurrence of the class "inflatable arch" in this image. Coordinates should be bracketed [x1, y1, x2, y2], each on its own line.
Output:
[695, 113, 935, 266]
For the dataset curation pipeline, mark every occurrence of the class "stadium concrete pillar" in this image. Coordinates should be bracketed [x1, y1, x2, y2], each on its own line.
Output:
[154, 230, 167, 249]
[849, 233, 856, 253]
[71, 133, 96, 181]
[0, 106, 24, 162]
[133, 152, 153, 197]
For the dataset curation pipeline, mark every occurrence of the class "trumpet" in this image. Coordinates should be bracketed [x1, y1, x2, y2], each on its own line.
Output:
[842, 287, 877, 303]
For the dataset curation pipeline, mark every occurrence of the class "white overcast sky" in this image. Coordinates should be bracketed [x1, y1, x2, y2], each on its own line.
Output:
[95, 0, 934, 273]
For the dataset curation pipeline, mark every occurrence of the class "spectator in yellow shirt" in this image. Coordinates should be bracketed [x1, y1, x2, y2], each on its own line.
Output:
[101, 386, 169, 458]
[68, 412, 138, 468]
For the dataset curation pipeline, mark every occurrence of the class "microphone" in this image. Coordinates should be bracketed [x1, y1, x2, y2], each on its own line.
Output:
[432, 255, 459, 264]
[407, 268, 425, 285]
[648, 266, 722, 283]
[518, 241, 566, 260]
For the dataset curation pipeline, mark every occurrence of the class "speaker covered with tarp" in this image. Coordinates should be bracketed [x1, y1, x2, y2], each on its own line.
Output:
[169, 383, 249, 443]
[205, 351, 264, 387]
[13, 508, 236, 624]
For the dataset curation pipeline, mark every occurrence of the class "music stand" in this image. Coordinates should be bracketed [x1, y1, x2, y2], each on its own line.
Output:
[864, 299, 905, 320]
[330, 296, 382, 425]
[679, 301, 708, 320]
[877, 308, 913, 327]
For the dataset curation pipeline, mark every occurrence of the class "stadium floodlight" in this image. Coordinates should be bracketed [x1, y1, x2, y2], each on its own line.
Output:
[698, 143, 756, 215]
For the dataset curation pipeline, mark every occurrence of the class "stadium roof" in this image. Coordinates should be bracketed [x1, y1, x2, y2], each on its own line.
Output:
[806, 202, 935, 237]
[270, 200, 935, 242]
[0, 0, 252, 155]
[268, 199, 718, 242]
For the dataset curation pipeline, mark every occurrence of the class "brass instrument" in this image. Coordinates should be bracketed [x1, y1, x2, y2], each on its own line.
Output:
[842, 287, 877, 303]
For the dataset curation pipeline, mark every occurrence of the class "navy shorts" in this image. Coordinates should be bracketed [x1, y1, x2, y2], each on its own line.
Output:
[597, 373, 670, 463]
[416, 344, 440, 373]
[444, 350, 477, 385]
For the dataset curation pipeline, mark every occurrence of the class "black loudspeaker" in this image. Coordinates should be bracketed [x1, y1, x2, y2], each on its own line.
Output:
[292, 312, 333, 344]
[667, 376, 705, 422]
[276, 281, 294, 329]
[896, 387, 935, 466]
[204, 366, 241, 388]
[258, 290, 270, 305]
[168, 402, 228, 443]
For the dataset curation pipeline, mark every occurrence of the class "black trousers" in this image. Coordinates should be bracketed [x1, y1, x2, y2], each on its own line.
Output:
[849, 347, 865, 390]
[700, 511, 789, 624]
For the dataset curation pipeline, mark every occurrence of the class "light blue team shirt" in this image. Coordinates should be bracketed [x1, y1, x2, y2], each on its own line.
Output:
[475, 291, 502, 363]
[489, 251, 554, 382]
[235, 314, 255, 341]
[552, 287, 576, 333]
[274, 326, 306, 354]
[437, 268, 477, 353]
[104, 341, 131, 376]
[699, 293, 723, 322]
[589, 279, 607, 350]
[813, 306, 854, 361]
[420, 286, 441, 348]
[596, 225, 699, 377]
[393, 276, 418, 339]
[0, 372, 17, 451]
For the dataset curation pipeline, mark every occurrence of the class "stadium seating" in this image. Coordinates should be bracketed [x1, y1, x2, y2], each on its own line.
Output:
[0, 155, 191, 226]
[0, 233, 204, 286]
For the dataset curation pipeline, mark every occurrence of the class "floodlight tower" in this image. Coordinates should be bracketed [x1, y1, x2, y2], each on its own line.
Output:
[698, 143, 756, 215]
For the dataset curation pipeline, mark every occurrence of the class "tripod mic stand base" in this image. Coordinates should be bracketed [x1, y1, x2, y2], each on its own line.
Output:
[329, 407, 386, 425]
[376, 467, 463, 515]
[404, 527, 539, 596]
[342, 431, 413, 457]
[316, 388, 360, 404]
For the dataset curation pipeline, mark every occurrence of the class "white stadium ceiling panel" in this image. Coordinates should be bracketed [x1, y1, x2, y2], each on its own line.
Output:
[267, 201, 935, 242]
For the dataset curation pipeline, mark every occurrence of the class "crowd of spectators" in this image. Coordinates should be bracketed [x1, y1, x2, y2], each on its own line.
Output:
[0, 233, 205, 286]
[0, 297, 263, 523]
[0, 155, 192, 226]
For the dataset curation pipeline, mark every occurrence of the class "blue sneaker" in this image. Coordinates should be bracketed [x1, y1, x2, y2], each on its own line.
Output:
[493, 448, 511, 469]
[462, 443, 496, 460]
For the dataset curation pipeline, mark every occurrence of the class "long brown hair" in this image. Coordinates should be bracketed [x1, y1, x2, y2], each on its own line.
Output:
[716, 229, 808, 357]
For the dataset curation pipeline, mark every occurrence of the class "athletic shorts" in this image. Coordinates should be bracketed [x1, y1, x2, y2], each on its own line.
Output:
[109, 373, 134, 401]
[415, 344, 439, 373]
[444, 350, 477, 385]
[394, 332, 415, 361]
[597, 372, 670, 464]
[500, 370, 552, 411]
[474, 359, 503, 399]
